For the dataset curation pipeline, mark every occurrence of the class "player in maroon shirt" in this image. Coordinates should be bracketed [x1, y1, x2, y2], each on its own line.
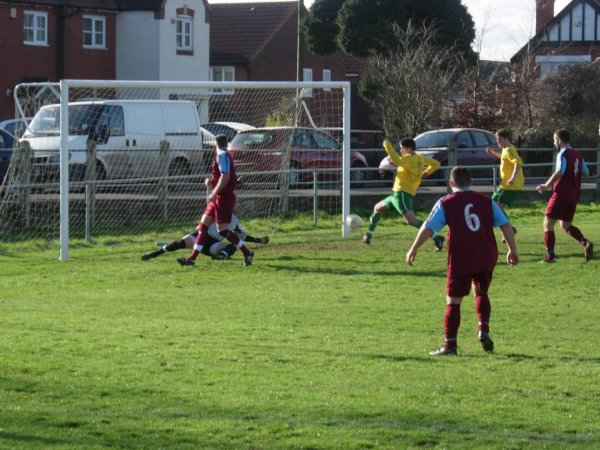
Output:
[536, 129, 593, 263]
[177, 134, 255, 266]
[407, 167, 519, 356]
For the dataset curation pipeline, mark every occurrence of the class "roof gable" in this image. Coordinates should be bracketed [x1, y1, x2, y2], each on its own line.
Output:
[512, 0, 600, 61]
[210, 1, 297, 64]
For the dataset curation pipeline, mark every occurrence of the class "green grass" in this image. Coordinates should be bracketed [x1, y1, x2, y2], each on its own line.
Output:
[1, 203, 600, 449]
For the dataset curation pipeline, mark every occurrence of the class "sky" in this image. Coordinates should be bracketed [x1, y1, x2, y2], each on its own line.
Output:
[208, 0, 572, 62]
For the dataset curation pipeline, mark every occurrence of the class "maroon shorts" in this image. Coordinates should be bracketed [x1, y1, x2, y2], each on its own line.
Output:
[446, 271, 493, 298]
[204, 194, 236, 224]
[545, 193, 577, 222]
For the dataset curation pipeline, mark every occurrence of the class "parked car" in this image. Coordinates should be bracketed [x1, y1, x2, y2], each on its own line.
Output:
[200, 121, 255, 142]
[0, 117, 31, 137]
[229, 126, 368, 187]
[0, 128, 16, 184]
[379, 128, 499, 182]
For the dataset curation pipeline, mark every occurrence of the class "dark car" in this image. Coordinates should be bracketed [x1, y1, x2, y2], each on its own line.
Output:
[229, 127, 368, 187]
[379, 128, 499, 182]
[0, 128, 16, 184]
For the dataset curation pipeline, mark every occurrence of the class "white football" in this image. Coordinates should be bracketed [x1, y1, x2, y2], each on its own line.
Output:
[345, 214, 363, 229]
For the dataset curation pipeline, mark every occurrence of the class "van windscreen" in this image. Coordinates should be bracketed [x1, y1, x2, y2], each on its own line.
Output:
[29, 104, 108, 136]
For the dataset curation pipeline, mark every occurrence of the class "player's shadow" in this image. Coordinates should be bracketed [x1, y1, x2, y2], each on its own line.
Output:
[262, 253, 447, 277]
[262, 260, 445, 277]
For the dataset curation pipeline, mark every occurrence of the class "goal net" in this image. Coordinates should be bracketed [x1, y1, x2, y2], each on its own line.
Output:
[0, 80, 353, 259]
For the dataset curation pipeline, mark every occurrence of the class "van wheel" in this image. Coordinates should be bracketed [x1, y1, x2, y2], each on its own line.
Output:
[169, 159, 191, 177]
[96, 162, 107, 181]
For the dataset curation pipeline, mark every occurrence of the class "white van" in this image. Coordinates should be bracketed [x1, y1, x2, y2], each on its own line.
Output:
[22, 100, 214, 181]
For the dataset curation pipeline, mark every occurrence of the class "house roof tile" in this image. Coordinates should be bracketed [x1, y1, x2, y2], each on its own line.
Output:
[209, 1, 297, 64]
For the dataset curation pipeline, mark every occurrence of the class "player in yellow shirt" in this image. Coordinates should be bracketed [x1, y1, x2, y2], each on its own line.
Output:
[485, 129, 524, 236]
[363, 137, 444, 250]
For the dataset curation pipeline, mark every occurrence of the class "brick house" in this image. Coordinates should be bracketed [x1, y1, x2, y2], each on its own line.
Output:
[0, 0, 210, 121]
[511, 0, 600, 74]
[208, 1, 377, 131]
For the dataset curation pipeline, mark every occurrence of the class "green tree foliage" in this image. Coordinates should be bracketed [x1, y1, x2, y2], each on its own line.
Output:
[302, 0, 345, 56]
[304, 0, 476, 62]
[531, 61, 600, 147]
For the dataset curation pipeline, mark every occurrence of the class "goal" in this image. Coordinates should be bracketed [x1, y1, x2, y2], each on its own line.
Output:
[0, 80, 353, 260]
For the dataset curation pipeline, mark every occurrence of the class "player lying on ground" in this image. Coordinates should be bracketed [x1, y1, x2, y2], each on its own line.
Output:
[141, 214, 269, 261]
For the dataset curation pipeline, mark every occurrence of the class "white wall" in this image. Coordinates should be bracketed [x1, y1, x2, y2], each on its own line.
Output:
[116, 0, 210, 83]
[116, 12, 160, 80]
[159, 0, 210, 82]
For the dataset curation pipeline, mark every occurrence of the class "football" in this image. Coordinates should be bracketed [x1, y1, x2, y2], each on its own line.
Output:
[345, 214, 363, 229]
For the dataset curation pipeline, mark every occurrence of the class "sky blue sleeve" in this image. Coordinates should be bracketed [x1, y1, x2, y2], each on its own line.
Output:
[582, 159, 589, 176]
[424, 199, 446, 233]
[217, 152, 230, 173]
[492, 201, 509, 227]
[556, 149, 566, 174]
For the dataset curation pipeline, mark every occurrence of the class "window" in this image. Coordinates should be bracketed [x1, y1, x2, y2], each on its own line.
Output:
[210, 66, 235, 94]
[303, 68, 313, 97]
[176, 15, 193, 51]
[24, 11, 48, 45]
[323, 69, 331, 91]
[83, 15, 106, 48]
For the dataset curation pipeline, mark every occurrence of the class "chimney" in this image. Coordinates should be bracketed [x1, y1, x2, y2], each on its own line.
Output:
[536, 0, 555, 33]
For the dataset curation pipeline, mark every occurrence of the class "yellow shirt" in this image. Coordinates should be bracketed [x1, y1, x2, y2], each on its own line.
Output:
[499, 144, 524, 190]
[384, 140, 440, 196]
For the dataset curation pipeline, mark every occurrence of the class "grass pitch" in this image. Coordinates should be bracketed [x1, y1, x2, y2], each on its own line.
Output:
[1, 204, 599, 449]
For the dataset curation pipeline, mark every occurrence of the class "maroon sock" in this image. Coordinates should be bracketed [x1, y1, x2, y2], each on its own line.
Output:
[188, 224, 209, 260]
[475, 294, 491, 334]
[544, 231, 555, 256]
[444, 304, 461, 349]
[219, 229, 251, 257]
[565, 225, 585, 244]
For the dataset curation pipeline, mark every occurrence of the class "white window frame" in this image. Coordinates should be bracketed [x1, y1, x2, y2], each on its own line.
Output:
[210, 66, 235, 94]
[536, 55, 591, 77]
[83, 15, 106, 49]
[323, 69, 331, 91]
[176, 15, 193, 51]
[24, 11, 48, 46]
[303, 68, 313, 97]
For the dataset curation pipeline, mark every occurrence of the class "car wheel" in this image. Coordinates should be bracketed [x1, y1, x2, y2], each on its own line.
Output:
[436, 160, 448, 186]
[350, 163, 366, 188]
[288, 162, 301, 188]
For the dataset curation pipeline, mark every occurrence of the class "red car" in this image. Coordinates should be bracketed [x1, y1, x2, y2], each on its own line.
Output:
[229, 127, 368, 187]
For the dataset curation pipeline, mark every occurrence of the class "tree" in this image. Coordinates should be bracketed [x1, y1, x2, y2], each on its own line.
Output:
[359, 22, 465, 140]
[536, 61, 600, 146]
[302, 0, 345, 56]
[304, 0, 476, 62]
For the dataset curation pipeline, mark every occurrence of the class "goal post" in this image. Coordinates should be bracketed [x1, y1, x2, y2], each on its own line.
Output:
[0, 79, 353, 260]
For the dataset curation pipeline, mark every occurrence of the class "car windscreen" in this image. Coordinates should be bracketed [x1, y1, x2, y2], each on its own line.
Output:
[231, 131, 276, 147]
[415, 131, 454, 148]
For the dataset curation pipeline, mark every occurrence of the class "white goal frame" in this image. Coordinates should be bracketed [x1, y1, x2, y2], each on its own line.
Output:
[46, 79, 352, 261]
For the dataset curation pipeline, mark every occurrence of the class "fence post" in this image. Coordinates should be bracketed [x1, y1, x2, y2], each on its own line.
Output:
[85, 139, 97, 241]
[158, 140, 169, 220]
[446, 141, 457, 193]
[15, 140, 32, 229]
[596, 143, 600, 200]
[313, 169, 318, 225]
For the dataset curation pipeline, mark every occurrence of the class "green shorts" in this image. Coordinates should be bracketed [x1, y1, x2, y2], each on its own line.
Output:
[383, 191, 413, 215]
[492, 188, 520, 207]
